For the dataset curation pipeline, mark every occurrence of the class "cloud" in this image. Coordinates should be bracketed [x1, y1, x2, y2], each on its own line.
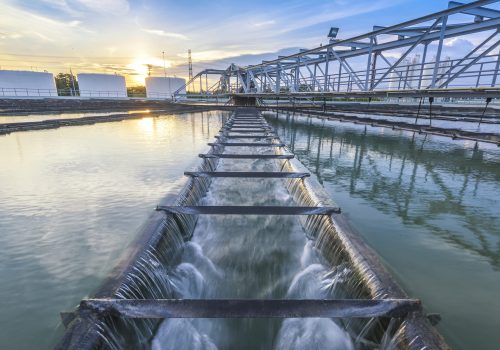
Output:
[32, 32, 55, 42]
[253, 20, 276, 27]
[276, 0, 402, 34]
[142, 28, 189, 40]
[39, 0, 82, 16]
[0, 32, 22, 40]
[75, 0, 130, 15]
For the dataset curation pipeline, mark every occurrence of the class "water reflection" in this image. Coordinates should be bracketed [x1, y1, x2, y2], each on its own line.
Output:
[269, 112, 500, 270]
[267, 111, 500, 350]
[0, 111, 228, 350]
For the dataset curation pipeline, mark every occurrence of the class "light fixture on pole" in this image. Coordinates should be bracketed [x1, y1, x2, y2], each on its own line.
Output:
[328, 27, 339, 43]
[162, 51, 167, 78]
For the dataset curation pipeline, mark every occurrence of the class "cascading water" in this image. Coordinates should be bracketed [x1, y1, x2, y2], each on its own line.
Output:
[89, 110, 441, 350]
[145, 138, 357, 349]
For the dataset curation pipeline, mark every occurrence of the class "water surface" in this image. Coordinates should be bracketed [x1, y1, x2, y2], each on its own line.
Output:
[0, 111, 227, 349]
[266, 111, 500, 350]
[0, 110, 153, 124]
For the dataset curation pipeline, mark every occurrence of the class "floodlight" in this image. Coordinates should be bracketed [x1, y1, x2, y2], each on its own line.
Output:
[328, 27, 339, 39]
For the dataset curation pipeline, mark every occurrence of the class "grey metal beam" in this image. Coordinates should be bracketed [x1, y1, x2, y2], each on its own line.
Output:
[184, 171, 310, 178]
[208, 143, 285, 147]
[156, 205, 341, 215]
[247, 19, 500, 76]
[244, 0, 498, 70]
[199, 154, 294, 159]
[215, 135, 278, 139]
[79, 298, 421, 318]
[449, 1, 500, 18]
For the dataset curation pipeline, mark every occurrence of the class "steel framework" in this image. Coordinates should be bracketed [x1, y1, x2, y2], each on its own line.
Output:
[174, 0, 500, 101]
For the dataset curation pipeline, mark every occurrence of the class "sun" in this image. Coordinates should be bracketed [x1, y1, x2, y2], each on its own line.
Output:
[127, 57, 172, 85]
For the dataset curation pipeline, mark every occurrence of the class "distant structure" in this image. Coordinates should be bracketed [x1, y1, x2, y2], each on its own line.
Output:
[188, 49, 193, 81]
[145, 77, 186, 99]
[188, 49, 193, 92]
[0, 70, 57, 97]
[77, 73, 127, 98]
[388, 55, 421, 90]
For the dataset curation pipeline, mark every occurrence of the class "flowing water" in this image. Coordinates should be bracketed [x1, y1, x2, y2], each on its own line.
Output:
[0, 111, 228, 350]
[266, 111, 500, 350]
[90, 110, 371, 350]
[149, 145, 355, 349]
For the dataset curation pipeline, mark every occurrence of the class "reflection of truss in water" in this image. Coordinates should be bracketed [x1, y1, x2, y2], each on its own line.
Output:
[271, 113, 500, 269]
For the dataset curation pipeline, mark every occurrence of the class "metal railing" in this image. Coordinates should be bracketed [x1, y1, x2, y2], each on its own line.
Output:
[0, 88, 162, 99]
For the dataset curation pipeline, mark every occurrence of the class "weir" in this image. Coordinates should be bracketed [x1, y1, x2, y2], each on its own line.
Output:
[58, 108, 448, 349]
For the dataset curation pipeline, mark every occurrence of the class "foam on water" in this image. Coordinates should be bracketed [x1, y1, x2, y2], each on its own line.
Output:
[276, 318, 354, 350]
[152, 319, 217, 350]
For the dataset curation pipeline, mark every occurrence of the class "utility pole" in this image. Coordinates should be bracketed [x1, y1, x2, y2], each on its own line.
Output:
[69, 68, 76, 96]
[162, 51, 167, 78]
[188, 49, 193, 93]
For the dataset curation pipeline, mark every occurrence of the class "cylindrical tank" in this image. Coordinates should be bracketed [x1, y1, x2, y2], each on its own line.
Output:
[146, 77, 186, 99]
[0, 70, 57, 97]
[77, 73, 127, 98]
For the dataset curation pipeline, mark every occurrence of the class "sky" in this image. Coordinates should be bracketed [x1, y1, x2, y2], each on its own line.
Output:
[0, 0, 498, 85]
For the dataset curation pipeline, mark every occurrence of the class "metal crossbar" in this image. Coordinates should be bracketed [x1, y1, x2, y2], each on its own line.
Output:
[231, 121, 264, 123]
[227, 124, 268, 127]
[221, 130, 274, 133]
[231, 120, 264, 122]
[208, 142, 285, 147]
[215, 135, 277, 139]
[223, 127, 271, 131]
[156, 205, 341, 215]
[199, 154, 294, 159]
[80, 298, 421, 318]
[184, 171, 310, 178]
[229, 121, 267, 123]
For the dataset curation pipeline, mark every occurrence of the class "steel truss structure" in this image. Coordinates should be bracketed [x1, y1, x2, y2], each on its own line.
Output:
[175, 0, 500, 101]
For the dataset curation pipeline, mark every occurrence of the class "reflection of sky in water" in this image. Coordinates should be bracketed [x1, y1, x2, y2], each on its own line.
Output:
[0, 110, 152, 124]
[0, 111, 228, 349]
[268, 112, 500, 350]
[337, 111, 500, 134]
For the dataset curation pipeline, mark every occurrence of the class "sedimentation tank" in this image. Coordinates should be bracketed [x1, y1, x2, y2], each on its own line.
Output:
[58, 107, 448, 349]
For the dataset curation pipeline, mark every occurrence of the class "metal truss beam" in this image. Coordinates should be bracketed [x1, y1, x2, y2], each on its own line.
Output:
[173, 0, 500, 101]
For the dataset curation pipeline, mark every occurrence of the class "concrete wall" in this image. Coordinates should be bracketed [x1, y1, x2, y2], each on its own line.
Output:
[0, 70, 57, 97]
[77, 73, 127, 98]
[146, 77, 186, 99]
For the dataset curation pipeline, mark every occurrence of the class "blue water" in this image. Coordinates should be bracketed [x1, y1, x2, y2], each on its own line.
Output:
[267, 111, 500, 350]
[0, 111, 228, 349]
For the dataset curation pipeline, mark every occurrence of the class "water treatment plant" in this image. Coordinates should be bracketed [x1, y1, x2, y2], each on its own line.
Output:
[0, 1, 499, 349]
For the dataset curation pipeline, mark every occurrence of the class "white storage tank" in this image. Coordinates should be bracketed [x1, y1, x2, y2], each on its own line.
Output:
[146, 77, 186, 99]
[0, 70, 57, 97]
[77, 73, 127, 98]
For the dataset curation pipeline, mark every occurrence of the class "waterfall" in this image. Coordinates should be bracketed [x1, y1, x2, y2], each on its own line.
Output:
[93, 110, 416, 350]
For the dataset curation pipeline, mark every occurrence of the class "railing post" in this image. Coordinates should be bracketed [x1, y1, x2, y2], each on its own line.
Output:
[431, 16, 448, 88]
[324, 49, 330, 92]
[337, 62, 342, 92]
[491, 52, 500, 87]
[476, 63, 484, 87]
[364, 37, 374, 91]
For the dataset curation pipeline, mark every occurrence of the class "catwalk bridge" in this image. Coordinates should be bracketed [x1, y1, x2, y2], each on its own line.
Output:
[175, 0, 500, 102]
